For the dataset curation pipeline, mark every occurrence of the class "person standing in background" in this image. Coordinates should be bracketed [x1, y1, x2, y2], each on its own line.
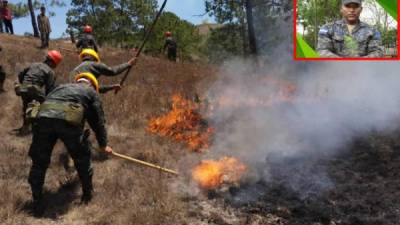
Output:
[163, 31, 177, 62]
[1, 0, 13, 34]
[0, 0, 4, 33]
[37, 6, 51, 48]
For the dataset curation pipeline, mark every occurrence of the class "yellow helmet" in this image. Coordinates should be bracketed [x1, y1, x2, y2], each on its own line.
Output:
[75, 72, 99, 92]
[79, 48, 100, 62]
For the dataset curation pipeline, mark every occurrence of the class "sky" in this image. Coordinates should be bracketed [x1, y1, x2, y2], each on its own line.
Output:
[8, 0, 215, 38]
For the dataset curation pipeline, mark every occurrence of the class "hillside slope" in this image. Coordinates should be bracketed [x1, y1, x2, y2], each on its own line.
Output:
[1, 34, 400, 225]
[0, 34, 216, 225]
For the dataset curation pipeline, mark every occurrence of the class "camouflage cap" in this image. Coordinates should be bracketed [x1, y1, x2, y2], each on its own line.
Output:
[342, 0, 362, 6]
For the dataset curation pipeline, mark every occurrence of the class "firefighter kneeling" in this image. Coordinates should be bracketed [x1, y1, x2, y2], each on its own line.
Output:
[27, 72, 113, 217]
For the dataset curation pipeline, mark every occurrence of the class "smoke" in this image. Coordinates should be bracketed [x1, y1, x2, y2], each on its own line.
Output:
[200, 4, 400, 200]
[205, 57, 400, 200]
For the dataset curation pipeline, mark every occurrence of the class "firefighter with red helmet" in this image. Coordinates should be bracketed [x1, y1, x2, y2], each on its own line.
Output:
[15, 50, 63, 135]
[76, 25, 99, 53]
[163, 31, 177, 62]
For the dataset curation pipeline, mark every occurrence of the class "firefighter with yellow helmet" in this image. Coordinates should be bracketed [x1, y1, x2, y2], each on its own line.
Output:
[27, 72, 112, 217]
[69, 48, 137, 94]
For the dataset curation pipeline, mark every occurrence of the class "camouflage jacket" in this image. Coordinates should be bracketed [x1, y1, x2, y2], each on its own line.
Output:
[317, 19, 383, 58]
[18, 62, 56, 95]
[163, 37, 177, 51]
[69, 60, 131, 93]
[38, 83, 108, 147]
[76, 34, 99, 52]
[37, 14, 51, 34]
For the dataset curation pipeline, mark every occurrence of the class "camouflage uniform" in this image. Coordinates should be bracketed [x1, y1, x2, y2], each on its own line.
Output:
[28, 83, 107, 214]
[163, 37, 177, 61]
[76, 34, 99, 52]
[37, 14, 51, 48]
[70, 60, 130, 93]
[17, 62, 56, 133]
[317, 19, 383, 57]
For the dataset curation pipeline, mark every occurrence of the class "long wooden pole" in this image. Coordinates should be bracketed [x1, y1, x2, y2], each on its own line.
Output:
[119, 0, 168, 86]
[111, 151, 179, 176]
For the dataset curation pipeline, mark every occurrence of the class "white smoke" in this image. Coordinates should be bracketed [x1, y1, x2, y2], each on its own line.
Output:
[206, 60, 400, 199]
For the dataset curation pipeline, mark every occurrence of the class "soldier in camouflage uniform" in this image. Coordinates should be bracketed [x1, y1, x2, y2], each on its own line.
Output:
[76, 25, 99, 53]
[59, 49, 135, 173]
[16, 50, 62, 135]
[28, 73, 113, 217]
[163, 31, 177, 62]
[37, 6, 51, 48]
[70, 48, 137, 94]
[0, 45, 5, 92]
[317, 0, 383, 58]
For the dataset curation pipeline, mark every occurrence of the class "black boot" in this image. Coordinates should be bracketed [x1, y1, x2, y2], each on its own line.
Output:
[30, 190, 45, 217]
[80, 171, 93, 204]
[32, 198, 45, 217]
[16, 124, 31, 136]
[16, 118, 31, 136]
[80, 190, 93, 204]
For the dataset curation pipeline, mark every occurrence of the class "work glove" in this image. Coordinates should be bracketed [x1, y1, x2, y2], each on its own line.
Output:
[100, 146, 113, 154]
[113, 84, 122, 94]
[128, 57, 137, 66]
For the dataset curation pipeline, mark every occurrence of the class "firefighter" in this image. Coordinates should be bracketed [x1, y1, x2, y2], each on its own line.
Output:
[76, 25, 99, 53]
[0, 44, 5, 92]
[69, 48, 137, 94]
[27, 72, 113, 217]
[163, 31, 177, 62]
[15, 50, 62, 135]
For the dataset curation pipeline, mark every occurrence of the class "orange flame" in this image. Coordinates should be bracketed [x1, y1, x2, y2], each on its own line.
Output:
[148, 94, 213, 152]
[192, 157, 247, 189]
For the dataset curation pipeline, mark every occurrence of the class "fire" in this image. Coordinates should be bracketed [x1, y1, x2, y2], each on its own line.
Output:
[192, 157, 247, 189]
[148, 94, 213, 152]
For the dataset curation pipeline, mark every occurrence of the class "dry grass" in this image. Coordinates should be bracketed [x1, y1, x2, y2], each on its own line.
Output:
[0, 34, 216, 225]
[5, 34, 400, 225]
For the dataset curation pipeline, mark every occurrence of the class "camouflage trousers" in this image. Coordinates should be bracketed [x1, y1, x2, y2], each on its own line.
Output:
[28, 118, 93, 202]
[168, 48, 177, 62]
[40, 32, 50, 48]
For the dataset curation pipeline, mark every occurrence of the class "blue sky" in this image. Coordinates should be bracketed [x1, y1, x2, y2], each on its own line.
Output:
[9, 0, 214, 38]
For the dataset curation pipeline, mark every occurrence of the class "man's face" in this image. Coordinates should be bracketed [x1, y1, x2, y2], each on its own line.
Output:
[341, 3, 362, 24]
[41, 8, 46, 14]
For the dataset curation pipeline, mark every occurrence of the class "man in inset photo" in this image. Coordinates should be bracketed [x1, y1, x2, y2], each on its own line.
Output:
[317, 0, 383, 58]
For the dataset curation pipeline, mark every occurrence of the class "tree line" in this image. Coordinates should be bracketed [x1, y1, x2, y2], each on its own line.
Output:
[10, 0, 291, 62]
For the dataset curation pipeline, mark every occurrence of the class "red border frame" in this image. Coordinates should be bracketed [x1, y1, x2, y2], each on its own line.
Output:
[293, 0, 400, 61]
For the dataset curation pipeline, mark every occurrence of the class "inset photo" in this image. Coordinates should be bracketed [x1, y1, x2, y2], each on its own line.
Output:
[295, 0, 398, 59]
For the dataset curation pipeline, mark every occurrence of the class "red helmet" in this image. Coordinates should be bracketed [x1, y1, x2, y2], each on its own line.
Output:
[84, 25, 92, 33]
[165, 31, 172, 37]
[47, 50, 63, 66]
